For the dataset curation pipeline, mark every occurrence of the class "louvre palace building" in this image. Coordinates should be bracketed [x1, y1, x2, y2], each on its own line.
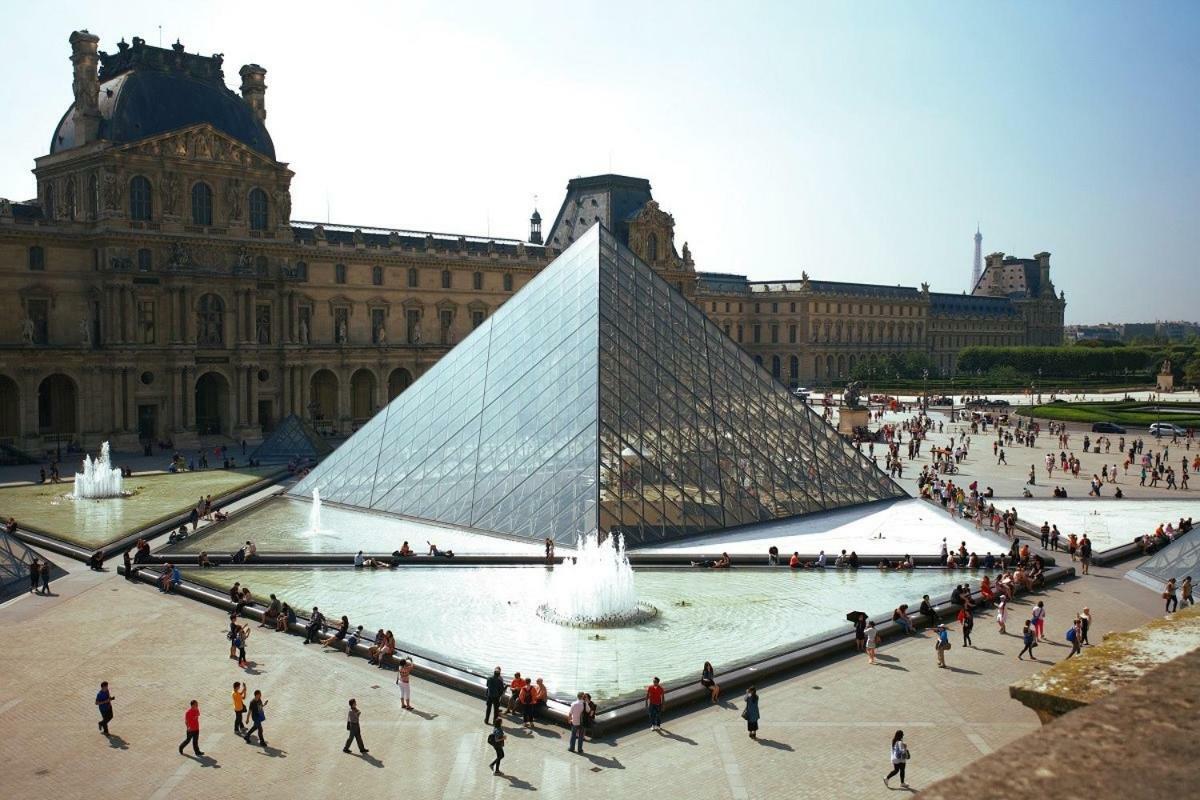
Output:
[0, 31, 1065, 454]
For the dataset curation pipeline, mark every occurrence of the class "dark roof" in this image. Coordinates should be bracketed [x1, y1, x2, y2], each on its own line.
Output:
[790, 280, 920, 299]
[929, 292, 1018, 317]
[289, 221, 546, 259]
[51, 37, 274, 158]
[696, 272, 751, 293]
[11, 203, 43, 221]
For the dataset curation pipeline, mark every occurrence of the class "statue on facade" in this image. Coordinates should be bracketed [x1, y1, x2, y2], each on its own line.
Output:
[233, 245, 253, 274]
[843, 380, 863, 409]
[168, 241, 191, 270]
[161, 172, 180, 215]
[102, 169, 122, 210]
[20, 317, 36, 345]
[225, 178, 243, 222]
[374, 324, 387, 345]
[0, 197, 11, 218]
[410, 322, 421, 345]
[79, 317, 92, 347]
[298, 317, 309, 344]
[336, 318, 348, 344]
[273, 189, 291, 226]
[256, 306, 270, 344]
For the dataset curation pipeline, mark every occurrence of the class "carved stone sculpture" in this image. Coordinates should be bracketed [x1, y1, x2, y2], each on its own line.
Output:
[80, 317, 92, 347]
[20, 317, 36, 345]
[843, 380, 863, 409]
[374, 324, 387, 345]
[410, 323, 421, 345]
[273, 189, 291, 226]
[161, 172, 180, 215]
[336, 318, 348, 344]
[298, 317, 309, 344]
[225, 178, 243, 222]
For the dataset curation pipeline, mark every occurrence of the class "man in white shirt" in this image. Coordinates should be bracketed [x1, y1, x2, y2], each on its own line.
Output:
[816, 550, 826, 568]
[567, 693, 586, 754]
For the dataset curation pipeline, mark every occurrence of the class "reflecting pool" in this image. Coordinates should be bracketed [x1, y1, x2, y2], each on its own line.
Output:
[184, 564, 959, 704]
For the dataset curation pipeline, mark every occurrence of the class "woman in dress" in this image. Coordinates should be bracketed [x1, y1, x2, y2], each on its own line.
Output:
[742, 686, 760, 739]
[700, 661, 720, 702]
[995, 595, 1008, 635]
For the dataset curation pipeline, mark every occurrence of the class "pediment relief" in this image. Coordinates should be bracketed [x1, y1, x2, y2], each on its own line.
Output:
[119, 124, 276, 170]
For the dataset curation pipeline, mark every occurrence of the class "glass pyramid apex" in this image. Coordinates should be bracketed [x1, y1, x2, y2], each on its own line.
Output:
[292, 224, 904, 545]
[251, 414, 334, 464]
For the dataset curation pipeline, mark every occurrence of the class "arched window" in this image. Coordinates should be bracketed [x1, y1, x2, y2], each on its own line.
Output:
[407, 267, 419, 288]
[472, 271, 483, 290]
[248, 188, 268, 230]
[789, 355, 800, 380]
[503, 273, 513, 291]
[372, 266, 383, 286]
[441, 269, 452, 289]
[129, 176, 152, 221]
[191, 182, 213, 226]
[771, 355, 781, 378]
[335, 264, 347, 284]
[646, 232, 658, 263]
[196, 294, 225, 346]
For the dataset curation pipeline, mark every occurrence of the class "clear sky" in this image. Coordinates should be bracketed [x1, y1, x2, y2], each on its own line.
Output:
[2, 1, 1196, 324]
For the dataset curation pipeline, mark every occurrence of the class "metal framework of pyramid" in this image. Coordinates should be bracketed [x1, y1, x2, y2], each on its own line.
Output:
[251, 414, 334, 464]
[0, 530, 54, 601]
[1128, 533, 1200, 593]
[292, 224, 904, 546]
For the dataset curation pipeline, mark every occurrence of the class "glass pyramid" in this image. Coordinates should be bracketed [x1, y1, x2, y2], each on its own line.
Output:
[0, 530, 55, 601]
[1129, 534, 1200, 593]
[292, 224, 904, 546]
[251, 414, 334, 464]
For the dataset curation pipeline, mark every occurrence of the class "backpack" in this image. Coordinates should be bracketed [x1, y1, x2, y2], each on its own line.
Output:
[487, 732, 497, 746]
[1066, 627, 1076, 642]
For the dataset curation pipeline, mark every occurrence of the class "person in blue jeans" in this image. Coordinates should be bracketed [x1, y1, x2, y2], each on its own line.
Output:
[568, 692, 586, 754]
[934, 624, 950, 668]
[645, 677, 665, 731]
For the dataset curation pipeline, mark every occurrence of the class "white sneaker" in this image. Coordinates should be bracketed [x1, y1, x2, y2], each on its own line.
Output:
[884, 776, 890, 787]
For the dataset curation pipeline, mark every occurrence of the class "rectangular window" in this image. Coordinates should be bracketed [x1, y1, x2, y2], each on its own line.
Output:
[408, 268, 419, 288]
[790, 302, 796, 313]
[770, 324, 779, 344]
[724, 302, 730, 313]
[28, 246, 45, 271]
[736, 324, 744, 342]
[503, 274, 513, 291]
[334, 307, 349, 343]
[471, 310, 485, 329]
[26, 299, 49, 344]
[371, 308, 386, 344]
[723, 323, 731, 337]
[441, 270, 452, 289]
[754, 303, 761, 313]
[473, 272, 483, 291]
[372, 266, 383, 286]
[256, 304, 271, 344]
[406, 309, 421, 344]
[137, 248, 152, 272]
[335, 264, 347, 284]
[752, 324, 762, 344]
[788, 324, 797, 344]
[440, 309, 454, 343]
[772, 302, 778, 313]
[138, 300, 155, 344]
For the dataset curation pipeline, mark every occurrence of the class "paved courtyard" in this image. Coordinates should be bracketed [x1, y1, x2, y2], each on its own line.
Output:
[0, 540, 1163, 799]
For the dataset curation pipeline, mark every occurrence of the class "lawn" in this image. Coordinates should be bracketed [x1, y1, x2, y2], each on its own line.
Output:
[1016, 400, 1200, 428]
[0, 466, 280, 550]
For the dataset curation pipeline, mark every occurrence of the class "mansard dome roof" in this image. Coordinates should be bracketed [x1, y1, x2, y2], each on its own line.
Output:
[50, 37, 274, 159]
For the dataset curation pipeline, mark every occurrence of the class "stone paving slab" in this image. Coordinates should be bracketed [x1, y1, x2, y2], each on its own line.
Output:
[0, 544, 1162, 800]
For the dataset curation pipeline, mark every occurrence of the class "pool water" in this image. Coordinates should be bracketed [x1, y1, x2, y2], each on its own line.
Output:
[168, 496, 548, 555]
[184, 564, 959, 705]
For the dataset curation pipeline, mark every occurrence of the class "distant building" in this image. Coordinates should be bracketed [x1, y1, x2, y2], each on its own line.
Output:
[1068, 321, 1200, 343]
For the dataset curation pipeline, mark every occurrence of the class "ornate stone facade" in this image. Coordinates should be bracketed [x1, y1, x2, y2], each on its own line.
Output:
[0, 31, 1065, 455]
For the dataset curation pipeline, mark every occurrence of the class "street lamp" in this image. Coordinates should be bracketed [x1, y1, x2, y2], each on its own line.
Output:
[922, 368, 929, 411]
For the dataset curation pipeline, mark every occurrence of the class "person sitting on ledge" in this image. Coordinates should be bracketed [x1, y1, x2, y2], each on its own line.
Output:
[789, 552, 801, 569]
[900, 554, 913, 569]
[1114, 486, 1124, 498]
[213, 509, 229, 522]
[4, 516, 16, 535]
[197, 551, 215, 568]
[231, 545, 247, 565]
[277, 602, 296, 633]
[398, 541, 414, 557]
[892, 604, 915, 635]
[876, 560, 889, 570]
[848, 551, 859, 569]
[979, 576, 995, 603]
[88, 550, 104, 571]
[261, 594, 282, 628]
[918, 595, 938, 628]
[158, 563, 181, 593]
[767, 545, 779, 566]
[1022, 487, 1033, 498]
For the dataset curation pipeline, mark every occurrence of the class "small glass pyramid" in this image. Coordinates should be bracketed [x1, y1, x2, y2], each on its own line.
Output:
[0, 529, 54, 600]
[251, 414, 334, 464]
[293, 225, 904, 546]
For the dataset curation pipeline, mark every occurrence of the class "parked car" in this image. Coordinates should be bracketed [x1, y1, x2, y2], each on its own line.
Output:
[1091, 422, 1126, 434]
[1149, 422, 1187, 437]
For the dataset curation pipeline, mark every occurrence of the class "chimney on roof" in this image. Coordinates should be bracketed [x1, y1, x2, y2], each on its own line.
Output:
[239, 64, 267, 122]
[69, 30, 101, 147]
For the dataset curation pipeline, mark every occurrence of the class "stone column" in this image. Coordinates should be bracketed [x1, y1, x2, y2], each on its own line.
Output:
[287, 292, 298, 343]
[20, 368, 39, 445]
[124, 288, 135, 344]
[234, 367, 246, 426]
[300, 366, 311, 421]
[111, 368, 122, 431]
[124, 368, 136, 434]
[184, 368, 196, 429]
[171, 368, 183, 432]
[248, 366, 259, 427]
[336, 367, 350, 426]
[181, 288, 191, 343]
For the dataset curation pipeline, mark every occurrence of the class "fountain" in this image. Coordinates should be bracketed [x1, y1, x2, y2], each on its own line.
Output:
[537, 533, 658, 627]
[308, 488, 322, 534]
[73, 442, 125, 499]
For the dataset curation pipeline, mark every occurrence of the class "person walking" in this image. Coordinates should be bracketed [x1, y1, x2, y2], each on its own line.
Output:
[995, 595, 1008, 635]
[568, 692, 586, 754]
[243, 689, 267, 746]
[95, 681, 114, 735]
[1080, 607, 1092, 645]
[396, 658, 414, 710]
[1164, 578, 1178, 613]
[29, 558, 40, 594]
[645, 677, 665, 731]
[231, 681, 247, 734]
[933, 624, 950, 668]
[884, 730, 910, 788]
[1031, 601, 1047, 641]
[958, 606, 974, 647]
[40, 558, 51, 593]
[742, 686, 760, 740]
[178, 700, 203, 756]
[343, 699, 368, 754]
[1079, 535, 1092, 575]
[1065, 618, 1083, 659]
[487, 719, 506, 776]
[484, 666, 505, 725]
[864, 620, 878, 665]
[1182, 576, 1194, 607]
[1017, 620, 1038, 660]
